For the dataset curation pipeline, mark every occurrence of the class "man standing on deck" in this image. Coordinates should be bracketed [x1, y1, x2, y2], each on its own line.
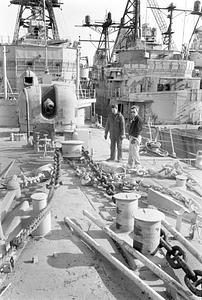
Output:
[128, 105, 143, 168]
[104, 104, 125, 162]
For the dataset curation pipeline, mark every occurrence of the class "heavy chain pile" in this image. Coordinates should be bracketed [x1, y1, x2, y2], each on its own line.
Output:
[68, 148, 202, 296]
[160, 230, 202, 297]
[68, 148, 141, 196]
[139, 182, 201, 212]
[0, 148, 62, 270]
[70, 148, 200, 212]
[20, 172, 46, 187]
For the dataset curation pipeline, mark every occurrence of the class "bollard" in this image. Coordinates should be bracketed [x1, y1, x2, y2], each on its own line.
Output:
[174, 207, 188, 232]
[114, 192, 140, 232]
[0, 240, 6, 258]
[175, 175, 187, 188]
[10, 133, 14, 141]
[31, 192, 51, 237]
[64, 129, 74, 140]
[133, 208, 165, 255]
[61, 140, 83, 158]
[6, 175, 21, 199]
[34, 132, 40, 152]
[195, 150, 202, 169]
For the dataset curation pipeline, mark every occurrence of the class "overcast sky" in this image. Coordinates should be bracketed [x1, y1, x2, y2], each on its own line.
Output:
[0, 0, 200, 63]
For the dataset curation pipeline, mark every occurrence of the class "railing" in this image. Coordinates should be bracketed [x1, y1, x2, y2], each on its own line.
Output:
[0, 36, 12, 44]
[142, 125, 202, 160]
[0, 92, 19, 101]
[78, 89, 96, 99]
[176, 91, 202, 124]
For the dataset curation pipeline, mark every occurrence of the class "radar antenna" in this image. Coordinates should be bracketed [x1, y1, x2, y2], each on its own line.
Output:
[79, 12, 120, 66]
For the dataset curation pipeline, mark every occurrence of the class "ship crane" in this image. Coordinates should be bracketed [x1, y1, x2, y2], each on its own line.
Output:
[79, 13, 120, 66]
[147, 2, 193, 51]
[10, 0, 62, 44]
[147, 0, 177, 50]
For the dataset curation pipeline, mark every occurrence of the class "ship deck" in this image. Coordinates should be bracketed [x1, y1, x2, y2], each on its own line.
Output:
[0, 125, 202, 300]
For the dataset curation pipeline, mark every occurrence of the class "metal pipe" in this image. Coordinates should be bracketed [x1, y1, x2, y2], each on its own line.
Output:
[162, 219, 202, 265]
[3, 46, 8, 100]
[64, 216, 164, 300]
[83, 210, 195, 300]
[148, 121, 152, 140]
[23, 88, 30, 144]
[169, 128, 176, 157]
[76, 45, 81, 99]
[43, 0, 48, 71]
[0, 160, 15, 180]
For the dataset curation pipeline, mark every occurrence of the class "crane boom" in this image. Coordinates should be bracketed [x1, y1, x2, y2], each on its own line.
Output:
[147, 0, 177, 50]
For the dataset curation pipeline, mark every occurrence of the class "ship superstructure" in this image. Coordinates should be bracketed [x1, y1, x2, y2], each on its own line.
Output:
[85, 0, 202, 126]
[0, 0, 95, 128]
[0, 0, 77, 96]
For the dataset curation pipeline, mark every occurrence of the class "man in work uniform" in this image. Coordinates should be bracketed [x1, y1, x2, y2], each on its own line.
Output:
[128, 105, 143, 168]
[104, 104, 125, 162]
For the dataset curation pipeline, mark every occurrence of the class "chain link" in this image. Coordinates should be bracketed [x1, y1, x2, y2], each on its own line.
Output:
[0, 148, 62, 270]
[72, 150, 202, 297]
[160, 232, 202, 296]
[76, 148, 199, 213]
[184, 270, 202, 297]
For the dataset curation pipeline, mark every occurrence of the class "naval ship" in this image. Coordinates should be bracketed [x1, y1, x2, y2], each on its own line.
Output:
[0, 1, 202, 299]
[81, 0, 202, 160]
[0, 0, 95, 131]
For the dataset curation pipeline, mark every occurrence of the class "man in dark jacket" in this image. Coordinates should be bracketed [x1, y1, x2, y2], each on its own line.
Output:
[104, 104, 125, 162]
[128, 105, 143, 168]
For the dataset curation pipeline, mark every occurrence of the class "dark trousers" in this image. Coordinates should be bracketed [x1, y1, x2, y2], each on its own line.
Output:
[110, 137, 122, 160]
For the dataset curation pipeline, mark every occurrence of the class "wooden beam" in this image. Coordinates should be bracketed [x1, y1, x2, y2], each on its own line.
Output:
[64, 216, 165, 300]
[83, 210, 195, 300]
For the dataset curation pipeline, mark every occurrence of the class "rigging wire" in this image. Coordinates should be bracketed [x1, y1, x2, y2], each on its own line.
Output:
[144, 1, 148, 55]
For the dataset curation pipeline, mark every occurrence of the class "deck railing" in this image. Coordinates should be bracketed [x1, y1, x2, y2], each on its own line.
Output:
[78, 89, 96, 99]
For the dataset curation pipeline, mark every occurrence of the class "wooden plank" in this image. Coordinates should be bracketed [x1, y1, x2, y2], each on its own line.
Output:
[64, 216, 165, 300]
[83, 210, 195, 300]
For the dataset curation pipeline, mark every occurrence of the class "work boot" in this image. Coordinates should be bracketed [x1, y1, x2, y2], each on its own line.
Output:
[106, 158, 114, 161]
[117, 159, 122, 163]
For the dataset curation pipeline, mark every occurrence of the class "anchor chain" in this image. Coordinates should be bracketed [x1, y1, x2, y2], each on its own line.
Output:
[139, 182, 197, 210]
[77, 148, 199, 212]
[70, 149, 202, 297]
[76, 148, 138, 195]
[0, 148, 62, 269]
[160, 231, 202, 297]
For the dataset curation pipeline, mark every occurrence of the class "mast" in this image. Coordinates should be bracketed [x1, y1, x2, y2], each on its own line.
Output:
[43, 0, 48, 71]
[111, 0, 141, 60]
[10, 0, 62, 44]
[3, 46, 8, 100]
[79, 12, 119, 66]
[147, 0, 177, 50]
[147, 2, 192, 51]
[163, 3, 175, 51]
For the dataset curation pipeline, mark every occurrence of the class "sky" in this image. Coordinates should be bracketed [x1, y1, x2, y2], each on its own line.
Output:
[0, 0, 201, 64]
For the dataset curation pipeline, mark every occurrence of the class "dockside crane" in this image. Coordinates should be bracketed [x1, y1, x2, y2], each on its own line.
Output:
[10, 0, 62, 44]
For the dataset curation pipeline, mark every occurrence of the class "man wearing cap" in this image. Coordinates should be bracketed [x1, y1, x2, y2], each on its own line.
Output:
[128, 105, 143, 168]
[104, 104, 125, 162]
